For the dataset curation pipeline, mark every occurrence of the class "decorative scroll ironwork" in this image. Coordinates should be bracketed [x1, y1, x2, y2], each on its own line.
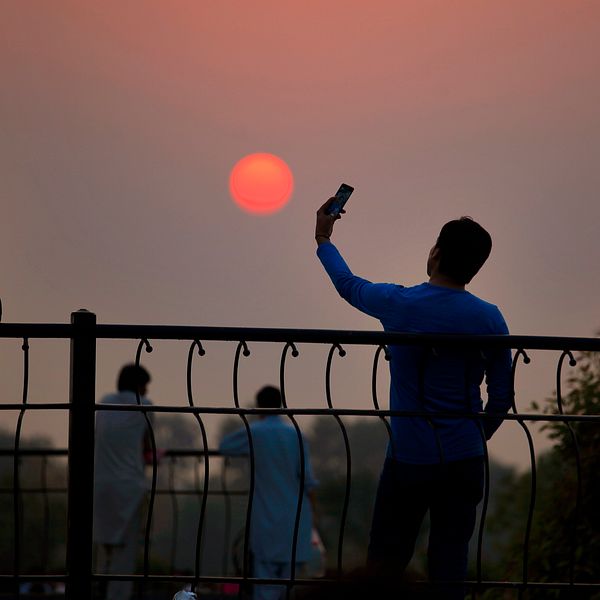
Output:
[279, 341, 304, 600]
[12, 337, 29, 598]
[0, 316, 599, 598]
[325, 343, 351, 578]
[232, 339, 254, 593]
[555, 350, 580, 589]
[186, 338, 209, 588]
[134, 337, 155, 600]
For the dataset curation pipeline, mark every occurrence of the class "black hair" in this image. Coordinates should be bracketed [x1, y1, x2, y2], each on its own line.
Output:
[435, 217, 492, 285]
[117, 364, 151, 392]
[256, 385, 282, 409]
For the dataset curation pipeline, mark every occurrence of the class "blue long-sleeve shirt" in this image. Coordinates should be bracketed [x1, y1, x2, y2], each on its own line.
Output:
[317, 242, 513, 464]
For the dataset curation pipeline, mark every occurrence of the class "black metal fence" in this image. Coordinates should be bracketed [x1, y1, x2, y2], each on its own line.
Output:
[1, 310, 599, 599]
[0, 446, 244, 595]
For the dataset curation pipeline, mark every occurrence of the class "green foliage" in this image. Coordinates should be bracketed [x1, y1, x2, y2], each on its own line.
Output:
[483, 351, 600, 599]
[0, 428, 67, 577]
[307, 416, 389, 570]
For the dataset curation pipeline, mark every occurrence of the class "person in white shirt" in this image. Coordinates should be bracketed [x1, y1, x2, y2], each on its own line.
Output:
[93, 364, 152, 600]
[219, 386, 318, 600]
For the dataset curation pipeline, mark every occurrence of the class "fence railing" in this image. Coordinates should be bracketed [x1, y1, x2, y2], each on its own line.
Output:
[0, 448, 243, 588]
[0, 310, 599, 599]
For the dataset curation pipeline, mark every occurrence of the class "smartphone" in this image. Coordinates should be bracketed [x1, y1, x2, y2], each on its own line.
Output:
[327, 183, 354, 216]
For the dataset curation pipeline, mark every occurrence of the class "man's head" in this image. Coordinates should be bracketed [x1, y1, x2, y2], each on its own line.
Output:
[117, 364, 151, 396]
[427, 217, 492, 285]
[256, 385, 282, 409]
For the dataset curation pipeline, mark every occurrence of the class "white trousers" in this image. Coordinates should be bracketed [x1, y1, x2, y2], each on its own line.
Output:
[96, 506, 142, 600]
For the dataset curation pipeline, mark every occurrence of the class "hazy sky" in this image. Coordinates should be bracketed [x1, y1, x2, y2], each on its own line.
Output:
[2, 1, 599, 468]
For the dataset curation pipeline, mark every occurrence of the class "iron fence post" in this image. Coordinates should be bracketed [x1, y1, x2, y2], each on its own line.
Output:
[66, 309, 96, 599]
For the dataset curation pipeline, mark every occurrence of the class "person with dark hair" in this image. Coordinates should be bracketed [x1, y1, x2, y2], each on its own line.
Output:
[93, 364, 153, 600]
[219, 386, 318, 600]
[314, 200, 512, 598]
[117, 363, 151, 393]
[255, 385, 284, 408]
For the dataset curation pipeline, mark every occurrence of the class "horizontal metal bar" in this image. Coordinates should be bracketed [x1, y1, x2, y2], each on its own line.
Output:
[462, 580, 600, 591]
[0, 448, 219, 457]
[163, 449, 221, 457]
[0, 572, 598, 592]
[0, 575, 67, 582]
[0, 488, 68, 493]
[0, 448, 68, 456]
[154, 489, 246, 496]
[1, 321, 600, 351]
[0, 323, 73, 338]
[0, 448, 222, 456]
[0, 403, 70, 410]
[3, 402, 594, 422]
[0, 573, 596, 592]
[0, 487, 247, 496]
[92, 404, 600, 422]
[94, 326, 600, 350]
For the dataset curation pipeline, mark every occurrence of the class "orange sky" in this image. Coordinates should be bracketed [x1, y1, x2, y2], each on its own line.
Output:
[1, 1, 600, 467]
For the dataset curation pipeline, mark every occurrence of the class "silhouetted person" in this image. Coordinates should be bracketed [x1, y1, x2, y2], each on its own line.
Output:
[315, 198, 513, 599]
[219, 386, 318, 600]
[93, 364, 153, 600]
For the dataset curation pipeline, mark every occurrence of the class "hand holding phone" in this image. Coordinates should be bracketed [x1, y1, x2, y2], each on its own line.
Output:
[316, 183, 354, 244]
[326, 183, 354, 217]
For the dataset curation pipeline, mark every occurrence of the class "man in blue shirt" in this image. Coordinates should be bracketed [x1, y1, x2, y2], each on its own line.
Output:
[315, 197, 513, 598]
[219, 386, 318, 600]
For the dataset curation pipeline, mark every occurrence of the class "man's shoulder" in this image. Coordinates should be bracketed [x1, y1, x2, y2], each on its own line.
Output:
[252, 417, 299, 440]
[253, 416, 291, 431]
[462, 292, 508, 332]
[463, 290, 496, 307]
[464, 291, 503, 314]
[100, 392, 122, 404]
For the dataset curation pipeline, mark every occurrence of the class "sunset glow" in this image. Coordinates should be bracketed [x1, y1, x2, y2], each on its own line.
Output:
[229, 153, 293, 215]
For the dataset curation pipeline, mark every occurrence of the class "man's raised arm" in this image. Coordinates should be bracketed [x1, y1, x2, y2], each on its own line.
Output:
[315, 197, 396, 321]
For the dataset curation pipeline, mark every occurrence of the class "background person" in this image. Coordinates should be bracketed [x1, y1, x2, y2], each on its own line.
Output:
[93, 364, 153, 600]
[314, 197, 513, 599]
[219, 386, 318, 600]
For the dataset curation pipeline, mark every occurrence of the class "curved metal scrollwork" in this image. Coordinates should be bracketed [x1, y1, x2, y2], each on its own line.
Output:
[1, 318, 599, 597]
[325, 343, 350, 578]
[371, 345, 394, 453]
[279, 342, 302, 600]
[186, 339, 208, 588]
[232, 341, 254, 588]
[474, 420, 491, 599]
[13, 337, 29, 593]
[556, 350, 580, 588]
[134, 338, 155, 593]
[510, 349, 534, 598]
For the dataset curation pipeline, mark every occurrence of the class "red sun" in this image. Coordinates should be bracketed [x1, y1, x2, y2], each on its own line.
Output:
[229, 153, 294, 215]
